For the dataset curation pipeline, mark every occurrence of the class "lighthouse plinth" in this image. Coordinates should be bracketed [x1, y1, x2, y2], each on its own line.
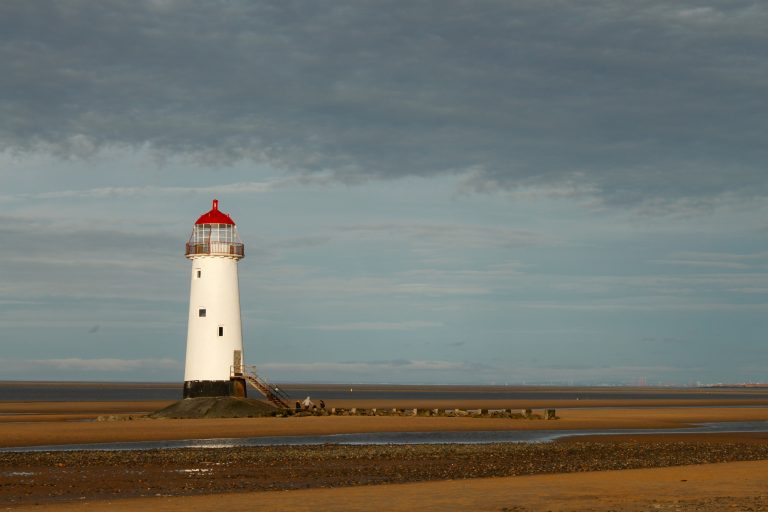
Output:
[183, 199, 247, 399]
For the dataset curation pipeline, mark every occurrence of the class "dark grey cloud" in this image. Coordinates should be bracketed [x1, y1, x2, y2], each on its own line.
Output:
[2, 1, 767, 204]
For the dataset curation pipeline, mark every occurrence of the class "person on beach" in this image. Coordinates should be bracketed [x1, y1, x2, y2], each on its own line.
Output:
[319, 400, 325, 410]
[295, 401, 301, 412]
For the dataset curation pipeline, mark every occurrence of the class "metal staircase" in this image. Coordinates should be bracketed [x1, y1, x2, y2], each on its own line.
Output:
[236, 365, 291, 409]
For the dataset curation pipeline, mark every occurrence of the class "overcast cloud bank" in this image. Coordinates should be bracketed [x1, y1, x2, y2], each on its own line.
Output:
[0, 1, 766, 384]
[2, 1, 767, 207]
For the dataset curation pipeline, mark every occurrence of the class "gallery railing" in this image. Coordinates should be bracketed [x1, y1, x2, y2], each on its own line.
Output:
[185, 241, 244, 258]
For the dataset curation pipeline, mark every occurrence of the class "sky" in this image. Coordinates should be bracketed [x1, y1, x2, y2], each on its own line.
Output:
[1, 0, 766, 385]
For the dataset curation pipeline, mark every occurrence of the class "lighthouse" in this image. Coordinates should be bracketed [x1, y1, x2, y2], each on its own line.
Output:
[183, 199, 247, 399]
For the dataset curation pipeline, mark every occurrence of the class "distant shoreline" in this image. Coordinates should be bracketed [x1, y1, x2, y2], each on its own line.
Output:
[2, 379, 767, 387]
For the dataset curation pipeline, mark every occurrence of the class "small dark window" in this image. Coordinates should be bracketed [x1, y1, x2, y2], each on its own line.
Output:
[218, 326, 224, 337]
[196, 269, 202, 278]
[198, 308, 206, 317]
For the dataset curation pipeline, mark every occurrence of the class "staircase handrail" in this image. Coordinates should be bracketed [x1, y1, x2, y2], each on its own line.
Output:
[234, 365, 291, 409]
[242, 365, 290, 399]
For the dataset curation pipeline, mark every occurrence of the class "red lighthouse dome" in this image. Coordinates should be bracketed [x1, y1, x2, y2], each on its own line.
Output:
[195, 199, 235, 225]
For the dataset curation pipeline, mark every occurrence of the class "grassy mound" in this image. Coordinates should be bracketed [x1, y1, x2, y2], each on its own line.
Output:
[150, 396, 279, 419]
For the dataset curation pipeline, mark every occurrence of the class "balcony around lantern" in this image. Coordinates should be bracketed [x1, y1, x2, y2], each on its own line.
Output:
[185, 241, 245, 258]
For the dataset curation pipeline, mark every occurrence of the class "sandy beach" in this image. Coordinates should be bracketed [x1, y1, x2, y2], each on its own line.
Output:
[8, 460, 768, 512]
[2, 391, 768, 510]
[3, 400, 768, 447]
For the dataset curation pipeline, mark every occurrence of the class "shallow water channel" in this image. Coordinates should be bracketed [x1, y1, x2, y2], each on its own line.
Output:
[3, 421, 768, 452]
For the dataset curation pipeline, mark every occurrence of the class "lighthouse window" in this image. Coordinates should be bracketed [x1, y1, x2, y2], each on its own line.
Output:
[198, 308, 206, 317]
[191, 225, 211, 244]
[210, 224, 234, 243]
[196, 269, 201, 278]
[218, 326, 224, 337]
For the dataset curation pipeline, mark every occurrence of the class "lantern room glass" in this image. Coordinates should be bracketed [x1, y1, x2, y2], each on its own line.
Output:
[186, 223, 244, 258]
[191, 224, 236, 244]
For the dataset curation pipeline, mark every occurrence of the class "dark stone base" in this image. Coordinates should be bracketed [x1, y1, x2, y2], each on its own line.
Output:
[151, 396, 278, 419]
[183, 379, 247, 399]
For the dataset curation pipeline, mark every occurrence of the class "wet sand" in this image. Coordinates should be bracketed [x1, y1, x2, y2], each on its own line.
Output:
[7, 461, 768, 512]
[2, 395, 768, 510]
[4, 453, 768, 511]
[3, 401, 768, 448]
[0, 401, 173, 423]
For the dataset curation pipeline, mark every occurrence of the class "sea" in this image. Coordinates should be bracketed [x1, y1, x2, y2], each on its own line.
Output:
[2, 381, 768, 402]
[3, 420, 768, 452]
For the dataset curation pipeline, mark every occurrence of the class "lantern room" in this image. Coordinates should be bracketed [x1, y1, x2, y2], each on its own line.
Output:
[185, 199, 244, 259]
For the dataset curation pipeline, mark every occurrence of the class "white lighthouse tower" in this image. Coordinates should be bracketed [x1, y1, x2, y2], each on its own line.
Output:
[183, 199, 247, 398]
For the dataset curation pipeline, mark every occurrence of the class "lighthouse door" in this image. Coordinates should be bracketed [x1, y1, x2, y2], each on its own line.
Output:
[233, 350, 243, 375]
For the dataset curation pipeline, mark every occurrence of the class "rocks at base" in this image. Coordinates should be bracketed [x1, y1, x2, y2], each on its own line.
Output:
[149, 397, 279, 419]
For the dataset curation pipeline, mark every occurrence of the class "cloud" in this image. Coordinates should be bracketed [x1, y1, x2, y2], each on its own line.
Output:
[257, 359, 499, 384]
[500, 365, 704, 385]
[254, 272, 492, 298]
[263, 359, 495, 374]
[652, 251, 768, 270]
[0, 175, 337, 203]
[246, 252, 768, 313]
[1, 357, 181, 373]
[339, 223, 556, 250]
[522, 300, 768, 313]
[0, 214, 185, 303]
[506, 270, 768, 311]
[306, 321, 442, 331]
[257, 360, 709, 385]
[2, 1, 767, 207]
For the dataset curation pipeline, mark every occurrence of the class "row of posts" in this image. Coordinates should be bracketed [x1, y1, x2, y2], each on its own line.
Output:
[284, 407, 557, 419]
